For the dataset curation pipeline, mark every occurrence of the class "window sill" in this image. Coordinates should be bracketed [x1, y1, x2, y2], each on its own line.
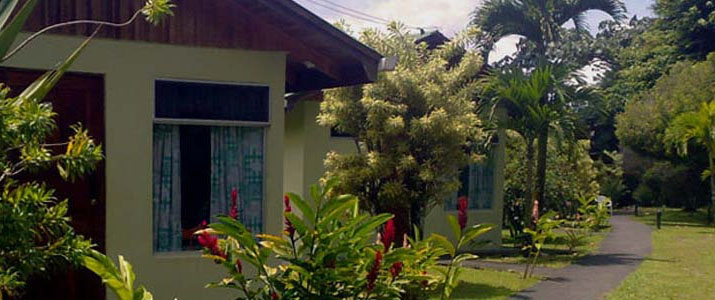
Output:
[153, 250, 203, 259]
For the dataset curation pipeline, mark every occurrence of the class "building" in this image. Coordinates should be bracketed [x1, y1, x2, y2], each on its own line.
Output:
[4, 1, 381, 299]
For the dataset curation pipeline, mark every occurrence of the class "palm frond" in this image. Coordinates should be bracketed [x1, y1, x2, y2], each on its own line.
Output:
[556, 0, 627, 26]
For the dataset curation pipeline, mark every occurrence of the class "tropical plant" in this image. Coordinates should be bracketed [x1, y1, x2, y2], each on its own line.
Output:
[522, 211, 564, 278]
[665, 101, 715, 222]
[576, 194, 610, 231]
[82, 250, 153, 300]
[196, 179, 443, 300]
[0, 1, 173, 298]
[318, 24, 488, 239]
[437, 196, 495, 300]
[196, 181, 494, 300]
[472, 0, 626, 214]
[482, 63, 584, 225]
[562, 224, 589, 252]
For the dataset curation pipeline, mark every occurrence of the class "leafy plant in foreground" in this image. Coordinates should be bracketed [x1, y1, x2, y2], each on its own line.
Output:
[196, 179, 444, 300]
[437, 196, 495, 300]
[82, 250, 153, 300]
[0, 0, 173, 298]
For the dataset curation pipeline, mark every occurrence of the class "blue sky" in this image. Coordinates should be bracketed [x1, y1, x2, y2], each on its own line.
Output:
[294, 0, 654, 63]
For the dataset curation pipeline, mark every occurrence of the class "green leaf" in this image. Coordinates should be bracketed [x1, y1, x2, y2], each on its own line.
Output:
[462, 223, 495, 244]
[353, 213, 393, 238]
[430, 234, 455, 257]
[318, 195, 357, 226]
[18, 28, 96, 102]
[0, 0, 19, 30]
[286, 192, 315, 225]
[285, 212, 308, 236]
[0, 0, 38, 59]
[133, 286, 153, 300]
[447, 214, 461, 240]
[118, 255, 135, 293]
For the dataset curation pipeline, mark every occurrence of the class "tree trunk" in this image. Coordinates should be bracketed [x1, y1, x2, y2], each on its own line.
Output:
[524, 138, 536, 228]
[709, 154, 715, 224]
[535, 127, 548, 216]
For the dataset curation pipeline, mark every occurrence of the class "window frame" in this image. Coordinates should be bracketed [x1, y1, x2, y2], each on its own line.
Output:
[151, 78, 270, 255]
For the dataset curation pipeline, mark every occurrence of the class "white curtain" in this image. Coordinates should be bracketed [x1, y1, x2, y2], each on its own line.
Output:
[152, 124, 182, 252]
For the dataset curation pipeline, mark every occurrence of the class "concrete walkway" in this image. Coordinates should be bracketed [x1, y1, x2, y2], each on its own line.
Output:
[511, 214, 652, 300]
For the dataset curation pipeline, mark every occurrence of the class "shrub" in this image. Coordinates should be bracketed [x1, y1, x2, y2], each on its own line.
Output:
[196, 180, 493, 300]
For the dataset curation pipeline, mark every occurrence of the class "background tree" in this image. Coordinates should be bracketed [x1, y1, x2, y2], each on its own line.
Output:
[318, 24, 488, 240]
[0, 0, 173, 297]
[482, 63, 583, 226]
[665, 101, 715, 222]
[472, 0, 626, 213]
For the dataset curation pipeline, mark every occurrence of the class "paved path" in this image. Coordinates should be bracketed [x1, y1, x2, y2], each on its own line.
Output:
[511, 214, 652, 300]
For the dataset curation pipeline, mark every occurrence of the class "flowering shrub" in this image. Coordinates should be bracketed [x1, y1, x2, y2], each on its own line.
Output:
[196, 180, 494, 299]
[196, 179, 445, 300]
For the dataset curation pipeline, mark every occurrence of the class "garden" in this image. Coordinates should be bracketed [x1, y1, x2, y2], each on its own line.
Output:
[2, 0, 715, 299]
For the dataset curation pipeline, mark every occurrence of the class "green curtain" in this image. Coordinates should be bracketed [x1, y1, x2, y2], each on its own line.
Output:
[445, 152, 495, 210]
[152, 124, 183, 252]
[210, 127, 264, 233]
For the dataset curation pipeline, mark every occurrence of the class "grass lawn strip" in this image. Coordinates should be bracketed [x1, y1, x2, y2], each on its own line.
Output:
[606, 208, 715, 299]
[429, 266, 540, 300]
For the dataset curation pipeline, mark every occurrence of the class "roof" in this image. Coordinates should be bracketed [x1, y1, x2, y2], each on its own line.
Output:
[414, 30, 450, 49]
[19, 0, 383, 92]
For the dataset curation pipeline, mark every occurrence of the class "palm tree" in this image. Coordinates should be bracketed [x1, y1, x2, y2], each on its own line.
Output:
[665, 102, 715, 223]
[472, 0, 626, 212]
[483, 64, 579, 226]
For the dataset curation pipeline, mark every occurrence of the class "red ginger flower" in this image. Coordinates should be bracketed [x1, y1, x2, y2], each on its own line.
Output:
[458, 196, 468, 230]
[421, 270, 428, 287]
[197, 220, 225, 259]
[284, 195, 295, 237]
[230, 188, 239, 220]
[271, 291, 279, 300]
[389, 261, 404, 279]
[235, 259, 243, 274]
[366, 251, 383, 292]
[381, 219, 395, 251]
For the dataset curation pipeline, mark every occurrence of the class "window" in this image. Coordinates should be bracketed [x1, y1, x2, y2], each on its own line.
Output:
[152, 80, 267, 253]
[445, 151, 495, 211]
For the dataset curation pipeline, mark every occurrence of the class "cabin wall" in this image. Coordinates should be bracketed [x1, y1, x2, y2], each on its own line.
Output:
[283, 101, 355, 199]
[3, 33, 286, 299]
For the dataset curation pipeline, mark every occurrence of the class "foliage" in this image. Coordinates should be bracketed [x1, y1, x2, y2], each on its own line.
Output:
[318, 23, 488, 234]
[654, 0, 715, 60]
[82, 250, 153, 300]
[471, 0, 626, 64]
[577, 195, 611, 232]
[503, 134, 599, 231]
[665, 101, 715, 221]
[563, 225, 590, 252]
[197, 180, 494, 300]
[438, 196, 495, 300]
[617, 54, 715, 157]
[0, 1, 173, 297]
[522, 211, 564, 278]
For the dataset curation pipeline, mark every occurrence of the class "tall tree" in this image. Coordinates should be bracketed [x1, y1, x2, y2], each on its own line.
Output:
[472, 0, 626, 211]
[665, 101, 715, 223]
[482, 64, 581, 225]
[318, 24, 488, 239]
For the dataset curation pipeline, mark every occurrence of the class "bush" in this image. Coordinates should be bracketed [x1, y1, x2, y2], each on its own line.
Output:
[196, 180, 493, 300]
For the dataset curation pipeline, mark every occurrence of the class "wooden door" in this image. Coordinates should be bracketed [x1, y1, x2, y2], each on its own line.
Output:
[0, 68, 106, 300]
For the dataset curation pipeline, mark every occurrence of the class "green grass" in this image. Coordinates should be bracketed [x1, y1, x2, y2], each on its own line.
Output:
[429, 266, 540, 300]
[482, 228, 609, 268]
[606, 208, 715, 299]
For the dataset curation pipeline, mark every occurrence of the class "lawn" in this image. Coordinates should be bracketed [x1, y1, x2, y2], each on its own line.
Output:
[606, 208, 715, 299]
[429, 266, 540, 300]
[481, 228, 609, 268]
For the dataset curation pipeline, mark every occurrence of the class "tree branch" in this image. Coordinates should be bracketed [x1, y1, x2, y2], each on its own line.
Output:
[2, 9, 143, 62]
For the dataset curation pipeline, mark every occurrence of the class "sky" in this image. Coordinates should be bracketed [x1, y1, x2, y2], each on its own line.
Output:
[294, 0, 655, 62]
